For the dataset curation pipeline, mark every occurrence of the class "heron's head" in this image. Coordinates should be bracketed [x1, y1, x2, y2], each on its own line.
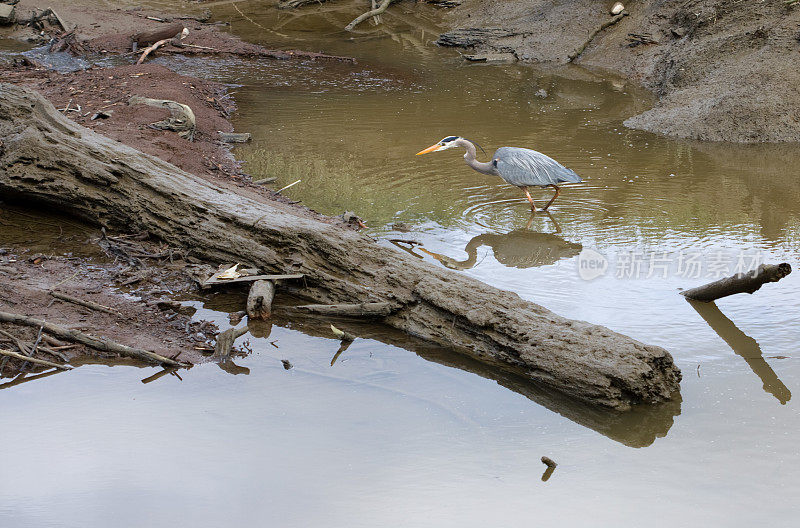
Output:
[416, 136, 462, 155]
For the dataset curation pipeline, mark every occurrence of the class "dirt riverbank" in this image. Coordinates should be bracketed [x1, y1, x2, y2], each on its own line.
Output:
[437, 0, 800, 143]
[0, 230, 215, 375]
[0, 0, 360, 376]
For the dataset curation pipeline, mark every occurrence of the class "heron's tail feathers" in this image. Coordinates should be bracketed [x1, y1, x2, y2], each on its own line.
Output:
[557, 167, 582, 184]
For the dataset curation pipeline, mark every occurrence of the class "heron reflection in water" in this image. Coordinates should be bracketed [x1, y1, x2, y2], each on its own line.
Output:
[398, 212, 582, 271]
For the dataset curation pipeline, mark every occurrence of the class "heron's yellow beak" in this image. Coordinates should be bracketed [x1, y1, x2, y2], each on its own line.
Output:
[416, 144, 442, 155]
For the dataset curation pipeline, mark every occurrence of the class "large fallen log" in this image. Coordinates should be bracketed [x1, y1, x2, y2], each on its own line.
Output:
[0, 83, 680, 409]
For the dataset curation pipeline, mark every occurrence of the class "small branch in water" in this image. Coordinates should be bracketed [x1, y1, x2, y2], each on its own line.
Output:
[680, 263, 791, 302]
[214, 325, 249, 356]
[276, 179, 301, 193]
[540, 456, 557, 482]
[330, 323, 356, 365]
[141, 368, 175, 384]
[345, 0, 397, 31]
[136, 38, 170, 64]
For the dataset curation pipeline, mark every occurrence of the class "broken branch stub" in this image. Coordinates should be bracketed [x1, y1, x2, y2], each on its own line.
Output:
[247, 280, 275, 320]
[681, 263, 792, 302]
[345, 0, 396, 31]
[129, 96, 196, 140]
[0, 84, 681, 410]
[214, 325, 249, 356]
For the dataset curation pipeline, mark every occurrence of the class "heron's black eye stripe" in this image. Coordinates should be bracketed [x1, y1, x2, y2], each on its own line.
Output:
[442, 136, 458, 143]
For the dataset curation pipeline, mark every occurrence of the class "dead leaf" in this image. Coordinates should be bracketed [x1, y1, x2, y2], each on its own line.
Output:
[217, 263, 241, 280]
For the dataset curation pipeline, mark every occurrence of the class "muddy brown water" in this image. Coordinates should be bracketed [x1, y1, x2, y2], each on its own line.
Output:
[2, 2, 800, 526]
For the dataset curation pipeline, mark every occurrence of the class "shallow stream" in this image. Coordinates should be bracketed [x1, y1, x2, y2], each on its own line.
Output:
[2, 1, 799, 526]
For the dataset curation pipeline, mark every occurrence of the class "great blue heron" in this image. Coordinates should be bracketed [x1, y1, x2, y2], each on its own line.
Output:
[416, 136, 582, 211]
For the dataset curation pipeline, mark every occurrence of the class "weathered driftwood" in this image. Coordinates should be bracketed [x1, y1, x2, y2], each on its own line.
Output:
[0, 310, 187, 368]
[136, 38, 171, 64]
[132, 23, 185, 48]
[129, 95, 196, 139]
[203, 273, 304, 287]
[0, 84, 681, 409]
[135, 28, 187, 64]
[292, 302, 397, 317]
[49, 290, 120, 315]
[681, 263, 792, 302]
[214, 325, 249, 356]
[345, 0, 396, 31]
[0, 348, 72, 370]
[247, 280, 275, 320]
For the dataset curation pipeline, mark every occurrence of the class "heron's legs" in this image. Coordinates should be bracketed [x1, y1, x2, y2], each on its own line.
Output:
[524, 210, 562, 232]
[522, 186, 537, 212]
[543, 185, 561, 210]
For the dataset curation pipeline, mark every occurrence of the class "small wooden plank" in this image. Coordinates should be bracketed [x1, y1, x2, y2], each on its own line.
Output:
[202, 273, 304, 287]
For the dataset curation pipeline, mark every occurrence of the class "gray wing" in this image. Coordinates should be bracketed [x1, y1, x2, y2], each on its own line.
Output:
[493, 147, 582, 187]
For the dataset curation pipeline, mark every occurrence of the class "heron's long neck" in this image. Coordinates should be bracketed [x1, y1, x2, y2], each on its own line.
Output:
[458, 139, 495, 175]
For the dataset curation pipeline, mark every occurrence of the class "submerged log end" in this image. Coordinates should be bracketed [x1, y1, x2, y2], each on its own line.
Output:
[406, 277, 682, 410]
[525, 327, 682, 410]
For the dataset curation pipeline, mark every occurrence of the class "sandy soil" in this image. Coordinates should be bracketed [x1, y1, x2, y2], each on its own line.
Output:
[438, 0, 800, 143]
